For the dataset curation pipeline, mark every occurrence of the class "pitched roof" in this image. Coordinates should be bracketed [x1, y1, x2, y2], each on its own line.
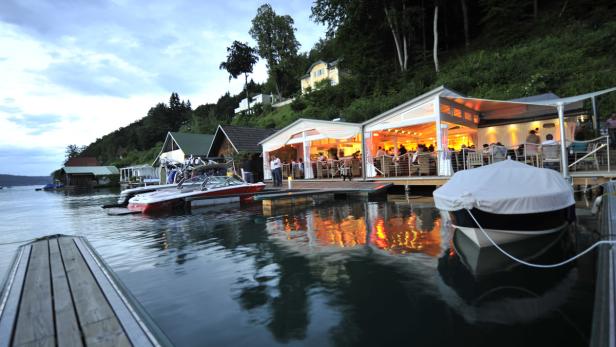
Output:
[169, 132, 214, 156]
[62, 166, 119, 176]
[208, 125, 278, 156]
[65, 157, 99, 167]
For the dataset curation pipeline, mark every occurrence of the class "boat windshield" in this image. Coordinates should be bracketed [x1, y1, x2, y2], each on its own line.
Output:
[201, 175, 245, 190]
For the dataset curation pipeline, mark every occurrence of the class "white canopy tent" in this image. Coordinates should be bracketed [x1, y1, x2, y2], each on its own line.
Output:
[444, 86, 616, 178]
[259, 118, 362, 179]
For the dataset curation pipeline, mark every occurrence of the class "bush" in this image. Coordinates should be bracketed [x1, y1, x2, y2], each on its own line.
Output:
[290, 98, 307, 111]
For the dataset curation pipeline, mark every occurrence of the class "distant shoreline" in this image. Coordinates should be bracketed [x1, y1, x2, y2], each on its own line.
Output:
[0, 174, 51, 187]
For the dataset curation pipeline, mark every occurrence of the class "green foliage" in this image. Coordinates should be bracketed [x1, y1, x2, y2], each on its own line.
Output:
[250, 3, 302, 97]
[219, 41, 259, 80]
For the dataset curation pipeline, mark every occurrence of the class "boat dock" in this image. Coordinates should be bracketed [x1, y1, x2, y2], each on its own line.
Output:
[592, 181, 616, 347]
[0, 235, 170, 347]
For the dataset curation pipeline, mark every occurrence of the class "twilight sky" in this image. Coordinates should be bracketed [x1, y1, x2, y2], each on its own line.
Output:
[0, 0, 325, 175]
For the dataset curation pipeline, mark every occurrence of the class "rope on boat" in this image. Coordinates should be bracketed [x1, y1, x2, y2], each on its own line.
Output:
[465, 208, 616, 269]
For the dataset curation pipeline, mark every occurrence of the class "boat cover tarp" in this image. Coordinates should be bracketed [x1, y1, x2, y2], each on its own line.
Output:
[433, 160, 574, 214]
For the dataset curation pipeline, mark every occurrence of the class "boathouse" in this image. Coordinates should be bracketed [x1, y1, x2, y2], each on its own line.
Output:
[154, 131, 214, 183]
[259, 118, 362, 179]
[60, 166, 120, 187]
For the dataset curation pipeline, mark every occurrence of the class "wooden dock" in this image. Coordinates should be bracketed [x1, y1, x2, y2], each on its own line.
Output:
[591, 181, 616, 347]
[0, 235, 170, 347]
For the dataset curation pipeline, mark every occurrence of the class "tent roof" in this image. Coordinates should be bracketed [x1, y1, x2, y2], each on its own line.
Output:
[259, 118, 362, 152]
[62, 166, 119, 176]
[363, 85, 465, 126]
[208, 125, 278, 156]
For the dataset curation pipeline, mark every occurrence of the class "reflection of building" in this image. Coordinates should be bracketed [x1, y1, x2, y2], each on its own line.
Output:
[301, 60, 342, 94]
[274, 204, 442, 256]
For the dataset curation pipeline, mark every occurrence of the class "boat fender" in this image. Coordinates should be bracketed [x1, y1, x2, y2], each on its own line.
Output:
[591, 195, 602, 216]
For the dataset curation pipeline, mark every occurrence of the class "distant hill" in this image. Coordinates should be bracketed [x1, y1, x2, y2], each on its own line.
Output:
[0, 174, 51, 187]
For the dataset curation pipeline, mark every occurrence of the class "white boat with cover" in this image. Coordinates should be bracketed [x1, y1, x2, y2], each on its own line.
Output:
[433, 160, 575, 247]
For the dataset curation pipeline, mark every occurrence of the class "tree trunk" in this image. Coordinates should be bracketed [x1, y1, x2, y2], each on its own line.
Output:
[421, 0, 427, 61]
[433, 5, 439, 73]
[559, 0, 568, 17]
[384, 6, 406, 72]
[244, 73, 251, 115]
[460, 0, 470, 47]
[533, 0, 538, 20]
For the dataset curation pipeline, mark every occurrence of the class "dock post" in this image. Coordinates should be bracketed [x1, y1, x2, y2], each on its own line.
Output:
[557, 103, 570, 180]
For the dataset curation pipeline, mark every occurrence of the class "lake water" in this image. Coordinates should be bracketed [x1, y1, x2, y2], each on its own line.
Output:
[0, 186, 598, 346]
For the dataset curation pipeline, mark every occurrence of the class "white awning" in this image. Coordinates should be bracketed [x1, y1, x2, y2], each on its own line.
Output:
[260, 118, 362, 152]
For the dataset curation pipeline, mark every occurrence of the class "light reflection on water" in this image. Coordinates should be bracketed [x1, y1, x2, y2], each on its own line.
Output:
[0, 186, 596, 346]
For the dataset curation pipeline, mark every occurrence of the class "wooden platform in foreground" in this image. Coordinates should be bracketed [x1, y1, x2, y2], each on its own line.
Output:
[0, 235, 170, 347]
[591, 181, 616, 347]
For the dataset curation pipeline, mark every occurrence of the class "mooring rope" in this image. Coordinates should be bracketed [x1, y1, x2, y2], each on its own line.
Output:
[465, 208, 616, 269]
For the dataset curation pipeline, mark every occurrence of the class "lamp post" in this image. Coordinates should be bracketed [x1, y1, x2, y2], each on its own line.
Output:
[557, 102, 570, 179]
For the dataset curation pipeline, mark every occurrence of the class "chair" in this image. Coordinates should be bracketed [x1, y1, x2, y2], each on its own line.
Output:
[524, 143, 540, 166]
[351, 159, 361, 177]
[316, 161, 326, 178]
[417, 154, 431, 176]
[541, 144, 561, 171]
[381, 156, 394, 177]
[492, 146, 507, 163]
[466, 151, 483, 169]
[577, 143, 601, 171]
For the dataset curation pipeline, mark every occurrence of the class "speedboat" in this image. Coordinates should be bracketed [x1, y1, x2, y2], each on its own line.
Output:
[117, 161, 228, 206]
[128, 175, 265, 214]
[433, 160, 575, 247]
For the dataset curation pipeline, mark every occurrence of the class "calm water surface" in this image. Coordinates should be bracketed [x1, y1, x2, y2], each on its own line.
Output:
[0, 186, 597, 346]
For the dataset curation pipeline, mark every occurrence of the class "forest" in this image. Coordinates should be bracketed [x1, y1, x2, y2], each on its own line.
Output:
[79, 0, 616, 167]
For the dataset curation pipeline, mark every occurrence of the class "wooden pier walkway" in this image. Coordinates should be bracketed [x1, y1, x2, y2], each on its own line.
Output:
[0, 235, 170, 347]
[592, 181, 616, 347]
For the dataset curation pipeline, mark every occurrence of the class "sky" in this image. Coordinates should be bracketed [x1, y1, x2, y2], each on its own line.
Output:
[0, 0, 325, 176]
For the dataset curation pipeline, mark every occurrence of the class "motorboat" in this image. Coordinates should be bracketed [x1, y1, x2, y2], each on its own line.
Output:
[35, 183, 64, 191]
[433, 159, 575, 247]
[117, 160, 229, 206]
[127, 175, 265, 214]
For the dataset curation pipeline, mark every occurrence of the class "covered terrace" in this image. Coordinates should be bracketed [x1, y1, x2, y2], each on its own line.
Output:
[260, 119, 362, 180]
[363, 85, 616, 179]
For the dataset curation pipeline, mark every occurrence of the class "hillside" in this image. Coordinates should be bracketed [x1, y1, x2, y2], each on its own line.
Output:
[79, 0, 616, 166]
[0, 174, 51, 187]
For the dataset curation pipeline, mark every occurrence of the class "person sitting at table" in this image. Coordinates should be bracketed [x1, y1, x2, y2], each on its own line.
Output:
[399, 144, 407, 156]
[428, 144, 435, 152]
[318, 152, 327, 161]
[352, 151, 361, 160]
[542, 134, 557, 145]
[375, 146, 385, 157]
[526, 130, 540, 153]
[482, 144, 490, 154]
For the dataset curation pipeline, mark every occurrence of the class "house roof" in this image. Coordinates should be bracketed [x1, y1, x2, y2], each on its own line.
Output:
[62, 166, 119, 176]
[65, 157, 99, 167]
[208, 125, 278, 156]
[169, 132, 214, 155]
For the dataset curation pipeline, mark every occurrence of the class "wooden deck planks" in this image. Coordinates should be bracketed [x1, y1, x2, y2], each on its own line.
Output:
[12, 241, 55, 346]
[58, 237, 131, 347]
[0, 235, 167, 347]
[49, 238, 83, 347]
[0, 245, 31, 347]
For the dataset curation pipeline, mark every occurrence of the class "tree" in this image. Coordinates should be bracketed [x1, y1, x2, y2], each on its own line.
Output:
[460, 0, 470, 47]
[433, 3, 439, 73]
[64, 144, 85, 165]
[250, 4, 300, 97]
[219, 41, 259, 115]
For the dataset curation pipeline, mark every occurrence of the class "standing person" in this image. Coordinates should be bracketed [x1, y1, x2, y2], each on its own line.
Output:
[269, 156, 277, 186]
[272, 155, 282, 187]
[606, 113, 616, 149]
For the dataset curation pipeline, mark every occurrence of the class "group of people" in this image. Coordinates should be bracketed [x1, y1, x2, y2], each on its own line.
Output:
[375, 144, 434, 158]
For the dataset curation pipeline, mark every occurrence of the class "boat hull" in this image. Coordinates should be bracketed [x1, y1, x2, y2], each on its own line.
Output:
[128, 183, 265, 214]
[450, 206, 574, 247]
